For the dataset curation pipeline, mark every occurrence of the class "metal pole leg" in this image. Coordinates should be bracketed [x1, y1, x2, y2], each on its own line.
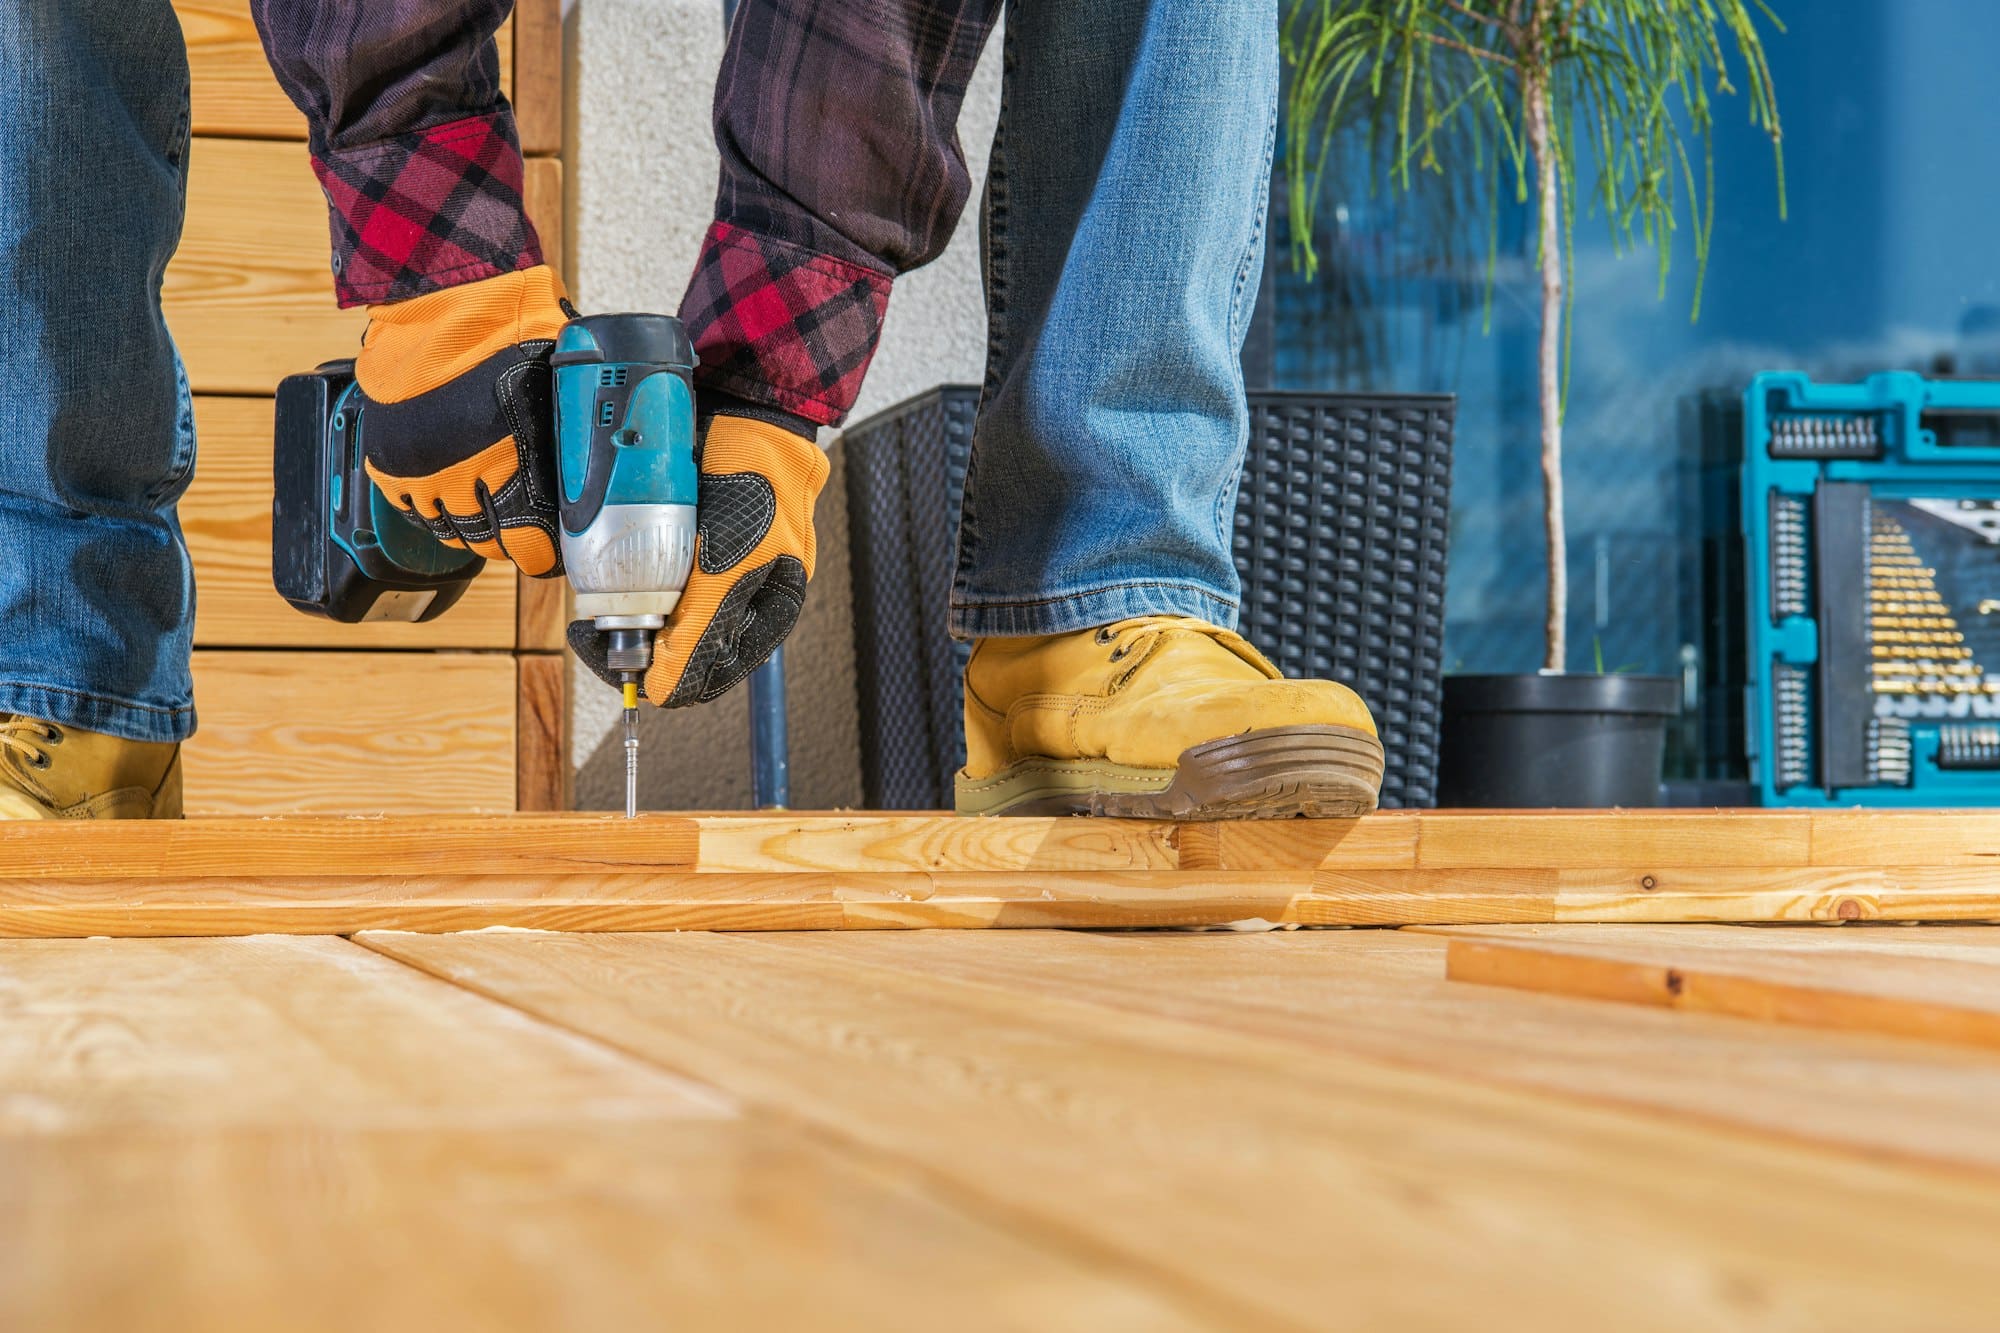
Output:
[748, 648, 791, 809]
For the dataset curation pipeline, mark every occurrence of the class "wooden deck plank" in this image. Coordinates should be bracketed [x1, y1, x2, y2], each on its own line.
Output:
[0, 936, 1188, 1330]
[4, 811, 2000, 936]
[0, 936, 722, 1131]
[357, 928, 2000, 1330]
[779, 929, 2000, 1176]
[1437, 923, 2000, 1052]
[3, 1123, 1201, 1333]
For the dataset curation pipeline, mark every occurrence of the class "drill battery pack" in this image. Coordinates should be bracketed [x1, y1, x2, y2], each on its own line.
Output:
[1745, 370, 2000, 805]
[271, 362, 484, 623]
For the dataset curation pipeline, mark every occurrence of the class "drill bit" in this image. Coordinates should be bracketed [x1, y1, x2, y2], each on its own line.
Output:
[622, 678, 640, 819]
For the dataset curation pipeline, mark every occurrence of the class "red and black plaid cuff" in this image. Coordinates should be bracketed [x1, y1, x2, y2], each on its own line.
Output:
[677, 222, 892, 428]
[313, 111, 543, 308]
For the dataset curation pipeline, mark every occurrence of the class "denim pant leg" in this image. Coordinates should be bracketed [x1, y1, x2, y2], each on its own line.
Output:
[0, 1, 198, 742]
[949, 0, 1277, 639]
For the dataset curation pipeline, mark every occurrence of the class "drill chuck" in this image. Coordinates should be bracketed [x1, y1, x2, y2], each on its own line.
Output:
[603, 625, 656, 674]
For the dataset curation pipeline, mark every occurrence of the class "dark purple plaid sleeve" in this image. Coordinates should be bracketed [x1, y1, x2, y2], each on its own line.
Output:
[250, 1, 542, 307]
[684, 0, 1000, 426]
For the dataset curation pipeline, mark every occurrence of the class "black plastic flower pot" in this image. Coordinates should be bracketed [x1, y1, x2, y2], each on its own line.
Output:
[1436, 673, 1680, 809]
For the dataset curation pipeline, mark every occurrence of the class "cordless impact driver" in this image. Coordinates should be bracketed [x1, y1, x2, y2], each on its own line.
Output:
[272, 312, 700, 817]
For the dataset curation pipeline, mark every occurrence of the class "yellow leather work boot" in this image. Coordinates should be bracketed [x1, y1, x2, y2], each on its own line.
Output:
[0, 716, 183, 820]
[956, 616, 1384, 819]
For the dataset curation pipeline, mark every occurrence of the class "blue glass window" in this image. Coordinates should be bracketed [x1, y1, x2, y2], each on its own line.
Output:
[1263, 0, 2000, 778]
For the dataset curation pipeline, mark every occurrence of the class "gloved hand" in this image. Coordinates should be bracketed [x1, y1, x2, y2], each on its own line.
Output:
[570, 414, 829, 707]
[353, 265, 570, 577]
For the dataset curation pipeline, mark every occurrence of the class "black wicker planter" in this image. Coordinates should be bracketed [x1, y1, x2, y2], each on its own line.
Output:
[842, 387, 1455, 810]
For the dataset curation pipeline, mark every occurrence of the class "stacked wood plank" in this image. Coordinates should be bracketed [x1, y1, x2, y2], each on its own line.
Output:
[166, 1, 567, 814]
[7, 808, 2000, 937]
[9, 922, 2000, 1327]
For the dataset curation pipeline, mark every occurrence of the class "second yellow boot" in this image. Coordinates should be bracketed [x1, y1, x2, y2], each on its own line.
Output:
[0, 716, 182, 820]
[956, 616, 1384, 819]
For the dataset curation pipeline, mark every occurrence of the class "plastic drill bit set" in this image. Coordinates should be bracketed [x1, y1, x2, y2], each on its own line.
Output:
[1745, 371, 2000, 805]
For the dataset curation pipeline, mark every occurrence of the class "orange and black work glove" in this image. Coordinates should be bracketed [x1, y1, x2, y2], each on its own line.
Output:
[570, 414, 830, 707]
[352, 265, 570, 577]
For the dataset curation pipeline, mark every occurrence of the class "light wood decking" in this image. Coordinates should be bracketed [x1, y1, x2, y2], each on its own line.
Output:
[10, 921, 2000, 1328]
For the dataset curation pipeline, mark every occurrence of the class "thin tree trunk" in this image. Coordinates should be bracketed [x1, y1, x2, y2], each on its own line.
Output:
[1525, 65, 1566, 674]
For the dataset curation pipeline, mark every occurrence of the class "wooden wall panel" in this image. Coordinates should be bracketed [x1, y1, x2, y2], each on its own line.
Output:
[166, 150, 566, 417]
[183, 397, 518, 649]
[514, 0, 565, 156]
[166, 137, 363, 395]
[173, 0, 565, 811]
[523, 156, 566, 284]
[184, 651, 518, 815]
[516, 654, 570, 811]
[182, 2, 511, 139]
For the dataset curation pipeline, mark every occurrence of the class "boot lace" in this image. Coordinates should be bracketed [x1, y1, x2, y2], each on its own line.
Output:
[0, 718, 60, 772]
[1092, 615, 1241, 664]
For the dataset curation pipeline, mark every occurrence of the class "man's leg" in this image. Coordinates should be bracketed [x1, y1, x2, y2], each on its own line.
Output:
[952, 0, 1384, 818]
[0, 0, 191, 817]
[615, 0, 1003, 706]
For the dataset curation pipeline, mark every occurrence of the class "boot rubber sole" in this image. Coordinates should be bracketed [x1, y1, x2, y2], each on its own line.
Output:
[954, 724, 1385, 820]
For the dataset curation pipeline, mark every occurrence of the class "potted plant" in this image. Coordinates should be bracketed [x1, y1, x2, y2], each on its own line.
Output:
[1282, 0, 1784, 806]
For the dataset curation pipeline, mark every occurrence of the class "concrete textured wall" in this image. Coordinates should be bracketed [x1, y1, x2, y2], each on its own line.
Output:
[566, 0, 1001, 810]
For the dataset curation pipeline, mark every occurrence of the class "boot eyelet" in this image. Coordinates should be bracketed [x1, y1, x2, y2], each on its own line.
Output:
[40, 727, 63, 748]
[28, 751, 52, 770]
[1109, 645, 1130, 662]
[1094, 627, 1117, 645]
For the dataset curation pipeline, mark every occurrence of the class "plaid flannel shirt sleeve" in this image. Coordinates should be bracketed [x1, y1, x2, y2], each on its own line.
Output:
[684, 0, 1000, 426]
[253, 0, 997, 426]
[250, 1, 542, 308]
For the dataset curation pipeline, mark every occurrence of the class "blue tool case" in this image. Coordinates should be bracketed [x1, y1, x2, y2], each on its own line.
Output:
[1745, 371, 2000, 805]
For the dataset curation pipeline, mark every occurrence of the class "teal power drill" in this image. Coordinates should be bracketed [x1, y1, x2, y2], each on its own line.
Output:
[274, 312, 700, 817]
[550, 315, 700, 816]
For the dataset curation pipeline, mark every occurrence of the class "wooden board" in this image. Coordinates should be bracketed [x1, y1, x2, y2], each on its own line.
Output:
[8, 810, 2000, 937]
[181, 2, 513, 139]
[516, 654, 569, 811]
[517, 568, 570, 652]
[1437, 923, 2000, 1052]
[167, 137, 366, 394]
[0, 936, 1188, 1331]
[355, 928, 2000, 1330]
[0, 935, 720, 1131]
[513, 0, 564, 156]
[183, 396, 519, 649]
[4, 1123, 1197, 1333]
[182, 651, 518, 816]
[793, 928, 2000, 1177]
[522, 156, 566, 300]
[168, 141, 563, 397]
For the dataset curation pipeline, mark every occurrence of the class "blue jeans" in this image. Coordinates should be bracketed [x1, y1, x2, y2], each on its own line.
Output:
[951, 0, 1277, 638]
[0, 0, 198, 743]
